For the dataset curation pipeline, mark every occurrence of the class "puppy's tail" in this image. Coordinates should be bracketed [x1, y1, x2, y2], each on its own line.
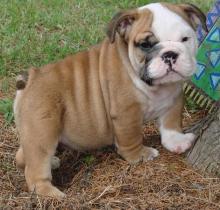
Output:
[16, 68, 38, 90]
[16, 72, 28, 90]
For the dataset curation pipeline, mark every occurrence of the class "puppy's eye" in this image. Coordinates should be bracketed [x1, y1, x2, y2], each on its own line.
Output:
[139, 41, 152, 51]
[181, 37, 189, 42]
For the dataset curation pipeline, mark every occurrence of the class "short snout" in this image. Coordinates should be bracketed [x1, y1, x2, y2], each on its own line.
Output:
[161, 51, 179, 64]
[141, 41, 197, 85]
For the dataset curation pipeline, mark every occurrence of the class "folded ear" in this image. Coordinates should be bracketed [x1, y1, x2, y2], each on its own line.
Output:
[107, 10, 138, 43]
[179, 3, 208, 32]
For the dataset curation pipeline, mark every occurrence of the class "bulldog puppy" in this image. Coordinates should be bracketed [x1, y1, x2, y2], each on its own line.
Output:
[14, 3, 207, 198]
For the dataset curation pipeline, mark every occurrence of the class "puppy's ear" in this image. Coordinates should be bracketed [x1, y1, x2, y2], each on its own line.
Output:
[179, 3, 208, 32]
[107, 10, 138, 43]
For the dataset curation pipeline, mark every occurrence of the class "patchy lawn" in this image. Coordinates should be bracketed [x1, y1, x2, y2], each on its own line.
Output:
[0, 0, 219, 209]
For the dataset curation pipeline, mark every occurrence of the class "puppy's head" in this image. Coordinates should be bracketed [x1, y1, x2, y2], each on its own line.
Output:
[107, 3, 207, 86]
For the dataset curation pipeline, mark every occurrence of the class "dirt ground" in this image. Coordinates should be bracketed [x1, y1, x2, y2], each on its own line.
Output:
[0, 101, 220, 209]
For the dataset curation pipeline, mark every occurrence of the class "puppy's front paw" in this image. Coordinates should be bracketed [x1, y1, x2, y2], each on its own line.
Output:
[142, 147, 159, 161]
[162, 131, 195, 154]
[124, 146, 159, 164]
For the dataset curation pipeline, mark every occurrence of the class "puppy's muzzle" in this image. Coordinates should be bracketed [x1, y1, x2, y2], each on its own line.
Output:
[161, 51, 179, 65]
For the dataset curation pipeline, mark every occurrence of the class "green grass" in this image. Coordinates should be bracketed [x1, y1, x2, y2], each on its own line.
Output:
[0, 0, 215, 78]
[0, 98, 14, 124]
[83, 154, 96, 166]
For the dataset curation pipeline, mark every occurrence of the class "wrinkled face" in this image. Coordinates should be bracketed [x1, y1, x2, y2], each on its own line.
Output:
[107, 3, 207, 86]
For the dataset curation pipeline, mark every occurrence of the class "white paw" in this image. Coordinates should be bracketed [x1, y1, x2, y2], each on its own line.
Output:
[162, 131, 195, 154]
[51, 156, 61, 170]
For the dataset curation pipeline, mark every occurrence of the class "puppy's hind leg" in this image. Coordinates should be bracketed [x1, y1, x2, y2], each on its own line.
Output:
[16, 146, 25, 170]
[21, 116, 65, 199]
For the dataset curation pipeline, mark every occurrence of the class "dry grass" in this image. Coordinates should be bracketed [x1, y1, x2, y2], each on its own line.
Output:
[0, 103, 220, 209]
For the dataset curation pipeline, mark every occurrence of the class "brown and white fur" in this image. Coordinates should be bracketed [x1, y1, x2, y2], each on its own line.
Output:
[14, 3, 207, 198]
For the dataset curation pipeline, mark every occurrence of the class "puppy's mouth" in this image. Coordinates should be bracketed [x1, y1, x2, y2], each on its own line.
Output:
[140, 65, 186, 86]
[140, 50, 193, 86]
[165, 66, 185, 79]
[163, 56, 185, 78]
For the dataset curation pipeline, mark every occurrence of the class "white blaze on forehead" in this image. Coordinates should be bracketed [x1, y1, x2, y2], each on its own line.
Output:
[139, 3, 194, 42]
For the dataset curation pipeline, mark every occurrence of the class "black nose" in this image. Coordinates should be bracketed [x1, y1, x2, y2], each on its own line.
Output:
[162, 51, 179, 62]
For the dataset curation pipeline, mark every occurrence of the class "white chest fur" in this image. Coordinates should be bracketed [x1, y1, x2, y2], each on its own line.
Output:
[139, 84, 182, 121]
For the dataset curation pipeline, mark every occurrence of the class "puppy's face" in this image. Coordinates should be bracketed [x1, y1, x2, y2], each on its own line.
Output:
[107, 3, 207, 86]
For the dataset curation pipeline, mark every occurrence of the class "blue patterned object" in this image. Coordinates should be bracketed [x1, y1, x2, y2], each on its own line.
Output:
[195, 63, 206, 80]
[185, 1, 220, 111]
[210, 72, 220, 90]
[207, 27, 220, 42]
[197, 0, 220, 44]
[206, 48, 220, 68]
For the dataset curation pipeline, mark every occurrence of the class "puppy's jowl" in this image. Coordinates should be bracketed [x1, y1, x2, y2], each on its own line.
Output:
[14, 3, 207, 198]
